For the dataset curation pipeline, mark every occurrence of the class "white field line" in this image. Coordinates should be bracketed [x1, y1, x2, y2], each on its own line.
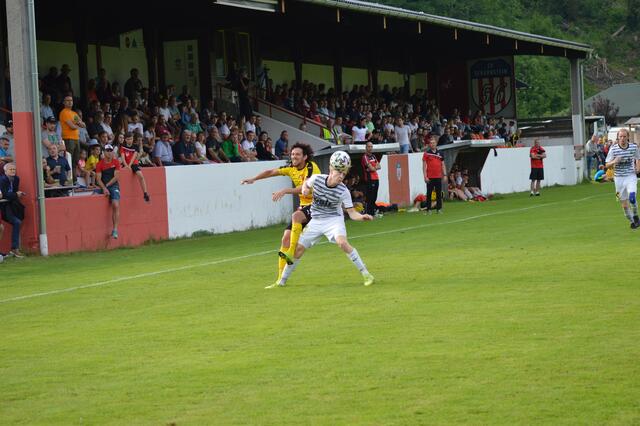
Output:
[0, 194, 606, 304]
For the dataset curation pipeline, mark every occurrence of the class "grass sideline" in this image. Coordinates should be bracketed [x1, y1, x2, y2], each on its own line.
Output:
[1, 183, 639, 425]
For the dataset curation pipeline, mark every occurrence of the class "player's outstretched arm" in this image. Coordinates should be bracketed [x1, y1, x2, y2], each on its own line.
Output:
[346, 208, 373, 222]
[240, 168, 280, 184]
[273, 186, 301, 202]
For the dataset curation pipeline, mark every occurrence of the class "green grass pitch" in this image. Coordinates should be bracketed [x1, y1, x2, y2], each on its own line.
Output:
[1, 183, 639, 425]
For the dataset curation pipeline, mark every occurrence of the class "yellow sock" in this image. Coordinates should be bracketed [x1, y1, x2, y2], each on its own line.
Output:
[277, 246, 287, 280]
[287, 223, 303, 257]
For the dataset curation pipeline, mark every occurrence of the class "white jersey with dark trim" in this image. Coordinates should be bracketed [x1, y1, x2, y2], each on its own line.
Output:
[305, 174, 353, 218]
[606, 143, 640, 177]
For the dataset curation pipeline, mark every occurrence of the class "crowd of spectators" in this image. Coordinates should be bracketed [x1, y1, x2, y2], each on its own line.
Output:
[267, 80, 520, 150]
[0, 65, 299, 195]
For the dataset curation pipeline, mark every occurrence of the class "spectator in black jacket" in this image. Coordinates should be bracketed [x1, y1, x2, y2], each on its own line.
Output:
[0, 162, 26, 258]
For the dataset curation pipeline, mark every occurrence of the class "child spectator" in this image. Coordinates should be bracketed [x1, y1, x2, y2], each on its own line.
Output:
[85, 140, 101, 187]
[95, 144, 121, 239]
[76, 149, 90, 187]
[119, 133, 150, 202]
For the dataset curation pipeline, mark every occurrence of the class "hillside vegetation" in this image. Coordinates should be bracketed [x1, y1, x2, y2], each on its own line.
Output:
[380, 0, 640, 117]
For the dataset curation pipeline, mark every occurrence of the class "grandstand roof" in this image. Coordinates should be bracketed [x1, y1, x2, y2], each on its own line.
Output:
[298, 0, 591, 55]
[585, 83, 640, 119]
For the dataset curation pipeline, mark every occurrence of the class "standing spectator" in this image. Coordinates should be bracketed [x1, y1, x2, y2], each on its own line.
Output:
[119, 133, 150, 202]
[237, 69, 252, 120]
[585, 134, 598, 179]
[153, 131, 178, 166]
[40, 93, 54, 122]
[59, 95, 86, 182]
[94, 144, 121, 239]
[45, 144, 71, 186]
[0, 162, 26, 257]
[530, 139, 546, 196]
[95, 68, 111, 103]
[361, 141, 381, 216]
[42, 67, 59, 103]
[124, 68, 143, 102]
[274, 130, 289, 159]
[394, 117, 412, 153]
[422, 136, 447, 214]
[55, 64, 72, 99]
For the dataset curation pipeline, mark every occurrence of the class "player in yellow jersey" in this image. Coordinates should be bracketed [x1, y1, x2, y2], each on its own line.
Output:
[240, 142, 320, 283]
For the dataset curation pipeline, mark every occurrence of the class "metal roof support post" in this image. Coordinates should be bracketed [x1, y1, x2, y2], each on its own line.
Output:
[570, 57, 586, 180]
[6, 0, 47, 255]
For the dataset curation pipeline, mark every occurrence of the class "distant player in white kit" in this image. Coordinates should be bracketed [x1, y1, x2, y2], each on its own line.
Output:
[267, 151, 375, 288]
[605, 128, 640, 229]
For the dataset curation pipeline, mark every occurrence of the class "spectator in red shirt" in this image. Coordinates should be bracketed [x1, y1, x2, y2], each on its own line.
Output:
[529, 139, 546, 196]
[119, 132, 150, 202]
[361, 141, 381, 216]
[95, 144, 122, 239]
[422, 136, 447, 214]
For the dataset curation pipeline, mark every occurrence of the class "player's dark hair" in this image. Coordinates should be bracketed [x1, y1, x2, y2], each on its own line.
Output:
[291, 142, 314, 161]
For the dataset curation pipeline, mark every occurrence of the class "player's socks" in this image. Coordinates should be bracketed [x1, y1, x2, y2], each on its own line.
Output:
[277, 245, 288, 280]
[284, 223, 303, 259]
[347, 248, 369, 275]
[279, 259, 300, 284]
[623, 206, 634, 223]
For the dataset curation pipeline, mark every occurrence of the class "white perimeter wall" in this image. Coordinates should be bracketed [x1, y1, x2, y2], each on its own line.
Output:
[481, 146, 583, 194]
[165, 161, 291, 238]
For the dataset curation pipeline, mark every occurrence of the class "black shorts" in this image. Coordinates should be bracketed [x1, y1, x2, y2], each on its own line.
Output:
[530, 168, 544, 180]
[285, 204, 312, 230]
[131, 164, 141, 173]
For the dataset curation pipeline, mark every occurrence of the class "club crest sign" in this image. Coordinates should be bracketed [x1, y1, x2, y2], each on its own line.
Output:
[468, 57, 515, 117]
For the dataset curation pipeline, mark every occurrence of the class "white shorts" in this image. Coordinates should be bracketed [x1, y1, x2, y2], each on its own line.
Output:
[298, 216, 347, 249]
[614, 175, 638, 201]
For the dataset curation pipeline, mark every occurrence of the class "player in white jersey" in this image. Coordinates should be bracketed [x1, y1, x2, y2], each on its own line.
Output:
[267, 160, 375, 288]
[605, 128, 640, 229]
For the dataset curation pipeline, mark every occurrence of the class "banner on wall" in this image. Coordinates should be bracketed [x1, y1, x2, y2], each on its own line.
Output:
[386, 154, 410, 206]
[468, 57, 515, 117]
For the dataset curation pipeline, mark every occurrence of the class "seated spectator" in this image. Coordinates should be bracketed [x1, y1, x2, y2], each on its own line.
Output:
[127, 112, 144, 136]
[119, 132, 150, 202]
[241, 130, 258, 161]
[153, 131, 178, 166]
[221, 129, 243, 163]
[194, 131, 210, 163]
[42, 158, 56, 188]
[94, 144, 121, 239]
[134, 133, 153, 167]
[0, 162, 26, 257]
[274, 130, 290, 159]
[76, 149, 89, 187]
[185, 113, 203, 134]
[447, 171, 467, 201]
[41, 117, 66, 159]
[205, 127, 227, 163]
[45, 144, 71, 186]
[173, 130, 202, 165]
[256, 131, 276, 161]
[85, 139, 101, 186]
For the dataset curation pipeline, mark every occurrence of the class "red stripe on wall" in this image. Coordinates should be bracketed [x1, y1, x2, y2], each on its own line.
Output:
[44, 167, 169, 254]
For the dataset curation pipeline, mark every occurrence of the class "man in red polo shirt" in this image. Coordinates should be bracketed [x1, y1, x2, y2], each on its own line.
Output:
[422, 136, 447, 214]
[529, 139, 546, 196]
[361, 141, 381, 216]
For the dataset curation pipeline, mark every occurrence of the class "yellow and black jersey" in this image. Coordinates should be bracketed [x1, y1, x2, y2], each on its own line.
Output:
[277, 161, 321, 206]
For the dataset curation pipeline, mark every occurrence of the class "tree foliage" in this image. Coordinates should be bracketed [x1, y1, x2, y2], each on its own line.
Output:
[378, 0, 638, 118]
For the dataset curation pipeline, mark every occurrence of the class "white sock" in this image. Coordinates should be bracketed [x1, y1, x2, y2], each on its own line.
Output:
[280, 259, 299, 284]
[347, 248, 369, 275]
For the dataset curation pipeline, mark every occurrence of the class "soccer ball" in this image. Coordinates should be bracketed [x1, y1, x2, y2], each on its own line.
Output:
[330, 151, 351, 172]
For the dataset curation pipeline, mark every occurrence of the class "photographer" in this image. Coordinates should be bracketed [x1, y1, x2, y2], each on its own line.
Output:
[530, 139, 546, 196]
